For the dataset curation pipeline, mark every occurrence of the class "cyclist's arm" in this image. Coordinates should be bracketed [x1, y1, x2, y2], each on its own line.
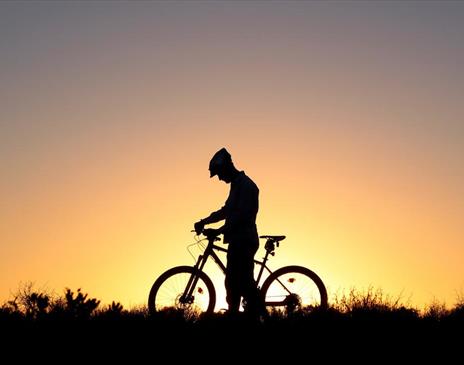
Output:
[201, 187, 233, 225]
[202, 206, 227, 225]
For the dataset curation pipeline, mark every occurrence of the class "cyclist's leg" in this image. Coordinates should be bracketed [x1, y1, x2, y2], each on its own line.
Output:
[225, 245, 242, 313]
[241, 241, 264, 317]
[227, 239, 262, 317]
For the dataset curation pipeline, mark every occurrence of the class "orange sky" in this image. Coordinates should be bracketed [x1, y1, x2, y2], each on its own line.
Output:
[1, 2, 463, 310]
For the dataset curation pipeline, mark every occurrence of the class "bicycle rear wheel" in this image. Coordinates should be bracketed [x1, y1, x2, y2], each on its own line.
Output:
[260, 265, 328, 313]
[148, 266, 216, 315]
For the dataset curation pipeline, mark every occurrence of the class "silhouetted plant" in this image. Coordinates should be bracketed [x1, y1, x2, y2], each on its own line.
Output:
[108, 301, 123, 313]
[447, 296, 464, 323]
[155, 306, 199, 323]
[7, 282, 55, 319]
[96, 301, 125, 319]
[0, 300, 22, 321]
[27, 292, 50, 318]
[63, 288, 100, 319]
[2, 282, 464, 329]
[122, 304, 149, 320]
[332, 286, 419, 321]
[424, 299, 449, 322]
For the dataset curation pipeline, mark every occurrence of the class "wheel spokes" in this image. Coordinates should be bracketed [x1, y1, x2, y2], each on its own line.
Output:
[155, 273, 210, 313]
[264, 272, 323, 311]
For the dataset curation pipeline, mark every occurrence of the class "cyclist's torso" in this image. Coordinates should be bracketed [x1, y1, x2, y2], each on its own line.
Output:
[223, 171, 259, 245]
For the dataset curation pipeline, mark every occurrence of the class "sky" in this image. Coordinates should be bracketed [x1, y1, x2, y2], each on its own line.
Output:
[1, 1, 463, 310]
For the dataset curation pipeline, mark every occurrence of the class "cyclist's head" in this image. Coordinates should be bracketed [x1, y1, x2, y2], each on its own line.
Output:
[209, 147, 233, 180]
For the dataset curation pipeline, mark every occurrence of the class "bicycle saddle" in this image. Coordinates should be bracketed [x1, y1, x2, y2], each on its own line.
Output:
[259, 235, 286, 242]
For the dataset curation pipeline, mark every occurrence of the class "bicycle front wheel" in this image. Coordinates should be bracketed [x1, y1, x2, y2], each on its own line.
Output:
[148, 266, 216, 315]
[260, 265, 328, 313]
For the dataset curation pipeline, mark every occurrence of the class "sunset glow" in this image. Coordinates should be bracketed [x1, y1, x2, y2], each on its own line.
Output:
[1, 1, 463, 310]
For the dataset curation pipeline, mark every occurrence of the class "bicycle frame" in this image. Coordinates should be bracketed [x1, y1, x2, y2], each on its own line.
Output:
[149, 231, 328, 313]
[181, 235, 283, 306]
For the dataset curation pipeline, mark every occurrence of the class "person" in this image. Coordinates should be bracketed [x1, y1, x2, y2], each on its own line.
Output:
[194, 147, 262, 318]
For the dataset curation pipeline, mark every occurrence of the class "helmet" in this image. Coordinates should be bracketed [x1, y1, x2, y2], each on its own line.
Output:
[209, 148, 232, 178]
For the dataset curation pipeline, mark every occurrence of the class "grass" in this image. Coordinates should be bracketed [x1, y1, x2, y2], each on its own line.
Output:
[2, 282, 462, 326]
[1, 282, 462, 351]
[1, 283, 462, 360]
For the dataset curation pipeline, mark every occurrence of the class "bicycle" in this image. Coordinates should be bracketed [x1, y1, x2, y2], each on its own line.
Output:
[148, 228, 328, 315]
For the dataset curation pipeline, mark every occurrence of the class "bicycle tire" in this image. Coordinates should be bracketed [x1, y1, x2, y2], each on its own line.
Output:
[260, 265, 328, 312]
[148, 265, 216, 315]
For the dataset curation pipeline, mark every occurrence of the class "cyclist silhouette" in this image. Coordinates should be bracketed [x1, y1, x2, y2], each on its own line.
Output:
[194, 148, 262, 318]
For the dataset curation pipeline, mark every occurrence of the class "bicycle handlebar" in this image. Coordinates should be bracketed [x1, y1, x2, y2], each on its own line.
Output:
[191, 229, 221, 242]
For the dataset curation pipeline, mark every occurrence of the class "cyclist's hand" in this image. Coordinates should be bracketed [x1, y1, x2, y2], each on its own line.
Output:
[194, 220, 205, 235]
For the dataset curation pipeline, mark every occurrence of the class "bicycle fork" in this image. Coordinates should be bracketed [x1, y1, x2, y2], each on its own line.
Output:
[180, 248, 211, 305]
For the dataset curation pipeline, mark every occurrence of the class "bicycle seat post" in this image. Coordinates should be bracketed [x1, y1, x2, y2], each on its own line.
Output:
[260, 238, 273, 265]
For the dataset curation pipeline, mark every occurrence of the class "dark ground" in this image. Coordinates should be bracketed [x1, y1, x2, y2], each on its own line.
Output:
[1, 311, 461, 362]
